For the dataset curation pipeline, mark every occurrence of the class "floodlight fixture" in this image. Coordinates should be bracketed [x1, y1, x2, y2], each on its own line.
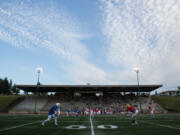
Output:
[134, 67, 140, 73]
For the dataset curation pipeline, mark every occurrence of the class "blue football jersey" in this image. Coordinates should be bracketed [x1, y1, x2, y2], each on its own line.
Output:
[48, 105, 61, 115]
[49, 105, 57, 115]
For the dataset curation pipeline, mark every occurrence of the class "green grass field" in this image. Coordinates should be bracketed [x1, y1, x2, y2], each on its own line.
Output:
[0, 95, 23, 112]
[152, 96, 180, 111]
[0, 114, 180, 135]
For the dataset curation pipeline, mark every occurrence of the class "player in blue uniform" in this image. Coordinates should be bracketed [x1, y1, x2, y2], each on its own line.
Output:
[41, 103, 61, 126]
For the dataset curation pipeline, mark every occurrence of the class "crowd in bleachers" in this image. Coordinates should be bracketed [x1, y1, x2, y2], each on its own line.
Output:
[44, 93, 163, 114]
[10, 93, 164, 114]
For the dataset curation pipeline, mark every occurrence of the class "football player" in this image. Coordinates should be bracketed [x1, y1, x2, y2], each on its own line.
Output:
[148, 104, 154, 116]
[126, 104, 139, 125]
[41, 102, 60, 126]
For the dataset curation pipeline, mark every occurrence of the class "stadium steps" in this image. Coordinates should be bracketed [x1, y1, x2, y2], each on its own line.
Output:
[0, 95, 25, 113]
[9, 96, 49, 113]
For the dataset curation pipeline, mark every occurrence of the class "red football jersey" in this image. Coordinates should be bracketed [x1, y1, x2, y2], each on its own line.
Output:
[128, 106, 136, 113]
[149, 106, 152, 111]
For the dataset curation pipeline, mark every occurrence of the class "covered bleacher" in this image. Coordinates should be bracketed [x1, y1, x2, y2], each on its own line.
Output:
[10, 84, 163, 114]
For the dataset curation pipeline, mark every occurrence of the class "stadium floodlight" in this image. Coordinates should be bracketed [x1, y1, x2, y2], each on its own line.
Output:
[134, 67, 140, 73]
[36, 67, 43, 84]
[134, 67, 140, 95]
[34, 67, 43, 113]
[133, 67, 140, 89]
[134, 67, 141, 111]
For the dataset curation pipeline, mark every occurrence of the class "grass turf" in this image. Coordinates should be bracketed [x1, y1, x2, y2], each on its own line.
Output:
[0, 114, 180, 135]
[0, 95, 23, 112]
[152, 96, 180, 111]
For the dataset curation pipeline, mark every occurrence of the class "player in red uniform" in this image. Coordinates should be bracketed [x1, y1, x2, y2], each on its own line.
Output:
[82, 107, 86, 115]
[148, 104, 154, 116]
[126, 104, 139, 125]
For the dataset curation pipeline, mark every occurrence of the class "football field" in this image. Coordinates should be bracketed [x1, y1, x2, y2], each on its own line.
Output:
[0, 114, 180, 135]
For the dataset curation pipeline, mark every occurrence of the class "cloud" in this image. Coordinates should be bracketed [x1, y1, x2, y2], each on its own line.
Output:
[0, 0, 113, 85]
[1, 0, 180, 90]
[66, 58, 118, 84]
[0, 1, 89, 61]
[100, 0, 180, 89]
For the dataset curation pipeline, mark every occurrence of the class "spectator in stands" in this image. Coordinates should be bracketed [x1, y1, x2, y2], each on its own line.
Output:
[72, 108, 80, 116]
[82, 107, 86, 115]
[85, 107, 89, 116]
[66, 108, 70, 116]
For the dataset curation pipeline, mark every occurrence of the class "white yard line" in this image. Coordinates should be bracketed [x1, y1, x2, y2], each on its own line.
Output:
[90, 115, 95, 135]
[60, 120, 128, 123]
[140, 120, 180, 131]
[0, 121, 40, 132]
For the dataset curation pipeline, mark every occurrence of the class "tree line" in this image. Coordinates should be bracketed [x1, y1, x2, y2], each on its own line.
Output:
[0, 77, 19, 94]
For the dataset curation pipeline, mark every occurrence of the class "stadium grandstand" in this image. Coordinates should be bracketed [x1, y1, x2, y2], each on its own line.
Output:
[7, 84, 164, 114]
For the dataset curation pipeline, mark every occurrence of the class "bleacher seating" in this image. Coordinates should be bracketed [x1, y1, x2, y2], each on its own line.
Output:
[10, 96, 48, 113]
[9, 94, 164, 114]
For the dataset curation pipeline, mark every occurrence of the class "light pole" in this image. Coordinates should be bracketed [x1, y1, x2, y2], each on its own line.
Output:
[35, 67, 43, 113]
[134, 67, 141, 112]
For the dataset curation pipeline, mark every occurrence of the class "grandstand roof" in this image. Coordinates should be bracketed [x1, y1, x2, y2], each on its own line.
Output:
[15, 84, 162, 93]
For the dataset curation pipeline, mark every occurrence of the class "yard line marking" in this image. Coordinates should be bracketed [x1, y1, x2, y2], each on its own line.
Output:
[0, 121, 40, 132]
[60, 120, 128, 123]
[90, 115, 95, 135]
[140, 120, 180, 131]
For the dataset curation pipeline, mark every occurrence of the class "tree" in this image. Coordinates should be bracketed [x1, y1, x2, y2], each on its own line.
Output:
[0, 78, 3, 93]
[3, 77, 11, 94]
[0, 77, 19, 94]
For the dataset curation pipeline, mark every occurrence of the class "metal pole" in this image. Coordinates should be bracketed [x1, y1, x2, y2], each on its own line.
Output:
[35, 72, 40, 113]
[136, 72, 140, 95]
[34, 91, 37, 113]
[136, 72, 142, 112]
[37, 72, 40, 85]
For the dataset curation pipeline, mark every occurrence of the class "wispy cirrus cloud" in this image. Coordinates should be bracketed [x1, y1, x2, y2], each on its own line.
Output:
[0, 0, 113, 84]
[0, 1, 88, 61]
[1, 0, 180, 90]
[100, 0, 180, 88]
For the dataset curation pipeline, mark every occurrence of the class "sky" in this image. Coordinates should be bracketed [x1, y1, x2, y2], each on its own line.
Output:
[0, 0, 180, 93]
